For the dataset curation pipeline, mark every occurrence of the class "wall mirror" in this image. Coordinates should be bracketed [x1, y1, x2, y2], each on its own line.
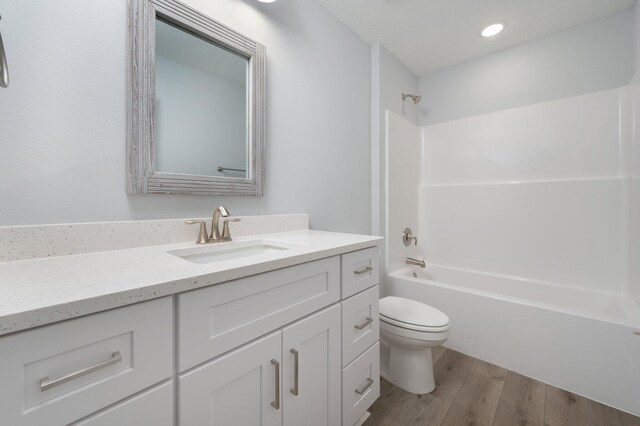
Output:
[128, 0, 265, 195]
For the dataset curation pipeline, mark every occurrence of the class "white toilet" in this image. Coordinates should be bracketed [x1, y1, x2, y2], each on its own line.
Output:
[379, 296, 450, 394]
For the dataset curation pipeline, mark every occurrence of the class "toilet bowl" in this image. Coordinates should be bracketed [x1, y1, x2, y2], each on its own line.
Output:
[379, 296, 450, 395]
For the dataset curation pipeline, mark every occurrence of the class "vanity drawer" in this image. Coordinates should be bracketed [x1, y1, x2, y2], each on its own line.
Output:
[341, 247, 380, 299]
[342, 285, 380, 367]
[72, 381, 173, 426]
[0, 297, 173, 426]
[342, 342, 380, 426]
[178, 256, 340, 371]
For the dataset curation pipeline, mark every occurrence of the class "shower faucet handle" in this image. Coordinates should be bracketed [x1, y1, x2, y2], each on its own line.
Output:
[402, 228, 417, 246]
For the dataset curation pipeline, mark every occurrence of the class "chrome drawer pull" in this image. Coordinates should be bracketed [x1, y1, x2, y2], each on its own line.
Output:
[40, 351, 122, 392]
[290, 348, 299, 396]
[355, 378, 374, 395]
[354, 317, 373, 330]
[271, 359, 280, 410]
[354, 266, 373, 275]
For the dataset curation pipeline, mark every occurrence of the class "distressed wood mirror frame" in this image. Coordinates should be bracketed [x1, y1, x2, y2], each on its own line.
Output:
[127, 0, 265, 195]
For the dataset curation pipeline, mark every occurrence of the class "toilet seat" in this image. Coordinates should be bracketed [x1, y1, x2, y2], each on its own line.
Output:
[380, 319, 449, 342]
[380, 296, 450, 333]
[380, 315, 449, 333]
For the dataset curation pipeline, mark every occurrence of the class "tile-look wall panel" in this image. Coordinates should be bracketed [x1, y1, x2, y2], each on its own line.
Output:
[422, 89, 621, 185]
[418, 87, 628, 293]
[631, 177, 640, 303]
[418, 180, 624, 292]
[386, 112, 421, 274]
[631, 85, 640, 302]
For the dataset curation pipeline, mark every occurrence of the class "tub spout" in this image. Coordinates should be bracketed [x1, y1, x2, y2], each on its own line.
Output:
[406, 257, 426, 268]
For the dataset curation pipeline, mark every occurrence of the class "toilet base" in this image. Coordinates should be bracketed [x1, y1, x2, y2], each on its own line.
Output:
[387, 346, 435, 395]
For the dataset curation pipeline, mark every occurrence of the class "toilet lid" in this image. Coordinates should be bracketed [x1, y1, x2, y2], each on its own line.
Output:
[380, 296, 449, 329]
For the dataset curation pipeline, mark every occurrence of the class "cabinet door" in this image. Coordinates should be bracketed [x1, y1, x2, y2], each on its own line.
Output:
[282, 304, 341, 426]
[179, 331, 282, 426]
[71, 382, 173, 426]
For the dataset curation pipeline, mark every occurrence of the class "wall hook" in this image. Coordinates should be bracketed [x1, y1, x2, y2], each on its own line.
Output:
[0, 15, 9, 88]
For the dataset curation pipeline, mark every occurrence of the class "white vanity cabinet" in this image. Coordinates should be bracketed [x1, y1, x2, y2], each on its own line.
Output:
[179, 304, 342, 426]
[340, 249, 381, 426]
[179, 331, 283, 426]
[176, 248, 380, 426]
[341, 247, 380, 299]
[177, 256, 341, 371]
[71, 382, 174, 426]
[342, 342, 381, 426]
[341, 285, 380, 367]
[0, 297, 173, 426]
[281, 304, 342, 426]
[0, 244, 381, 426]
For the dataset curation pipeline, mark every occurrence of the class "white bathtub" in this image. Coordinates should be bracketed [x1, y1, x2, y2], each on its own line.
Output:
[386, 265, 640, 416]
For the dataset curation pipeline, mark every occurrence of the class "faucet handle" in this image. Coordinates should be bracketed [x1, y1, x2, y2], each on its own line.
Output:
[221, 218, 241, 241]
[185, 220, 209, 244]
[402, 227, 418, 246]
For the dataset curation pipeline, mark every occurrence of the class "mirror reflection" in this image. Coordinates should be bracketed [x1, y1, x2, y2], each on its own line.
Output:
[155, 18, 249, 179]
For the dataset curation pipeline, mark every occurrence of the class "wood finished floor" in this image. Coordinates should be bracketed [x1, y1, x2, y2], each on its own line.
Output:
[365, 348, 640, 426]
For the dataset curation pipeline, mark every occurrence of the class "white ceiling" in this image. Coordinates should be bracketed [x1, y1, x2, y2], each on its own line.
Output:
[317, 0, 636, 76]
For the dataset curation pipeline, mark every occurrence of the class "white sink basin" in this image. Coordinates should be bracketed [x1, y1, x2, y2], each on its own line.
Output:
[168, 239, 294, 264]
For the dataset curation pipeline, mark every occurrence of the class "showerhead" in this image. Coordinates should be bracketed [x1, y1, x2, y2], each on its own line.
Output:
[401, 93, 422, 104]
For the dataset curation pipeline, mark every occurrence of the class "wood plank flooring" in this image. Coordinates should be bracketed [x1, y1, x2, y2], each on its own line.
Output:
[365, 348, 640, 426]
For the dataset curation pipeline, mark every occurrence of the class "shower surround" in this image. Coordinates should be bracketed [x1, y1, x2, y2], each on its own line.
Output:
[384, 85, 640, 416]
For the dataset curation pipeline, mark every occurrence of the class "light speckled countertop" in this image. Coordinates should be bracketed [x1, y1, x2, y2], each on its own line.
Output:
[0, 230, 382, 336]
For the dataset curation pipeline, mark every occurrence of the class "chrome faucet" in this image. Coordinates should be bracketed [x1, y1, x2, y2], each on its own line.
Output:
[185, 205, 241, 244]
[211, 206, 230, 241]
[406, 257, 426, 268]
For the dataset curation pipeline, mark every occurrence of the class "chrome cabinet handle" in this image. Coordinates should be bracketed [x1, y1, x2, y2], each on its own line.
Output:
[354, 266, 373, 275]
[355, 378, 374, 395]
[289, 348, 299, 396]
[355, 317, 373, 330]
[271, 359, 280, 410]
[40, 351, 122, 392]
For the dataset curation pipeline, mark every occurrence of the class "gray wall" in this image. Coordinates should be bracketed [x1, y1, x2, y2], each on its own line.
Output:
[633, 1, 640, 83]
[0, 0, 372, 233]
[418, 10, 634, 125]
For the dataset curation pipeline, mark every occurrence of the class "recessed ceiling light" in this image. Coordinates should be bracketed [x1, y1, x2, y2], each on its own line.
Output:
[481, 23, 505, 38]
